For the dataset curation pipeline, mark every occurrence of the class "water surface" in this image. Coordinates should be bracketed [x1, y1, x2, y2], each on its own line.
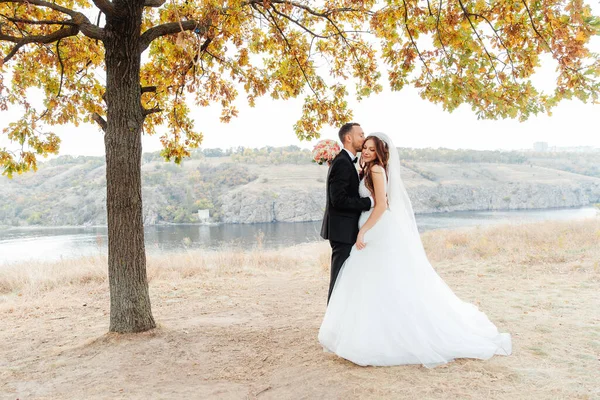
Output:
[1, 206, 596, 265]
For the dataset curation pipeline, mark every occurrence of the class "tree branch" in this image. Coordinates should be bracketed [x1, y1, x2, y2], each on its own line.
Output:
[91, 0, 116, 17]
[402, 0, 433, 81]
[0, 0, 105, 40]
[465, 11, 516, 80]
[425, 0, 433, 16]
[435, 0, 450, 60]
[56, 39, 65, 97]
[0, 14, 78, 26]
[0, 0, 75, 17]
[268, 6, 334, 39]
[457, 0, 500, 83]
[1, 25, 79, 63]
[142, 106, 162, 116]
[137, 1, 366, 53]
[144, 0, 166, 7]
[520, 0, 552, 52]
[172, 37, 212, 90]
[69, 15, 104, 40]
[141, 86, 157, 94]
[92, 112, 107, 131]
[248, 0, 371, 18]
[0, 25, 78, 44]
[258, 5, 321, 100]
[301, 3, 370, 72]
[139, 20, 209, 53]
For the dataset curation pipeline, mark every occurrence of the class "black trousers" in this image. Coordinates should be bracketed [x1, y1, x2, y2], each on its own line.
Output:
[328, 240, 353, 304]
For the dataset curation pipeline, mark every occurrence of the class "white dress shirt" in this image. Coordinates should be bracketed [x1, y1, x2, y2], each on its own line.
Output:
[343, 148, 358, 162]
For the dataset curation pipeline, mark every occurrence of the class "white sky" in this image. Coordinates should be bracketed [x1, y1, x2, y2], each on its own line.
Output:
[1, 4, 599, 157]
[5, 82, 595, 157]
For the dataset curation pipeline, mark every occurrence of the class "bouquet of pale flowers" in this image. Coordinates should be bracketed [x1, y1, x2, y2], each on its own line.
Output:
[312, 139, 341, 166]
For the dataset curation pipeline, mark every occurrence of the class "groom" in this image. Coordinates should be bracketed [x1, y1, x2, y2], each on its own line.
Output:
[321, 122, 373, 303]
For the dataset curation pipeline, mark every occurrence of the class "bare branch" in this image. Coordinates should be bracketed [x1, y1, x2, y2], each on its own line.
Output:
[139, 20, 209, 53]
[144, 0, 166, 7]
[141, 86, 157, 94]
[92, 112, 107, 131]
[142, 106, 162, 116]
[91, 0, 116, 17]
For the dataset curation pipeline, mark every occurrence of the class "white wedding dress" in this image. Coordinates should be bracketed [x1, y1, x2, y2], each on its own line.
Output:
[318, 133, 511, 368]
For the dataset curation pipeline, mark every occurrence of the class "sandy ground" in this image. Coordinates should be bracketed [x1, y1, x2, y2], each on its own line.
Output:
[1, 220, 599, 399]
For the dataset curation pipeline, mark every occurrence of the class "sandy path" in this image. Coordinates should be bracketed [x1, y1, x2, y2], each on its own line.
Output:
[1, 223, 599, 399]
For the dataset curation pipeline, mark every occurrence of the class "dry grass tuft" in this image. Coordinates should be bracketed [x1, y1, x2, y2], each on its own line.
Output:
[3, 219, 599, 297]
[0, 242, 330, 296]
[145, 244, 324, 282]
[0, 256, 108, 295]
[422, 218, 600, 270]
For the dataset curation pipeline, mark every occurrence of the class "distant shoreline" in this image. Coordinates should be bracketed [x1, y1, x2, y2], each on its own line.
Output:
[1, 204, 597, 230]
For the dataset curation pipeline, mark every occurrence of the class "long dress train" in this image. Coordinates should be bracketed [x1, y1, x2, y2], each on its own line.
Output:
[318, 176, 511, 368]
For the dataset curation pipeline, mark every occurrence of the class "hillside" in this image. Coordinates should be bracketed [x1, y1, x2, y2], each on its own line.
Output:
[1, 148, 600, 226]
[219, 161, 600, 223]
[0, 156, 257, 226]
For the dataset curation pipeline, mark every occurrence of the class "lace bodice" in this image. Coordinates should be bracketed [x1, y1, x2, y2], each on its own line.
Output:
[358, 178, 371, 198]
[358, 168, 387, 198]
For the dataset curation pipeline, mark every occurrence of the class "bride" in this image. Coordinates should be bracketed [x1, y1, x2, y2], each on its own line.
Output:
[318, 133, 512, 368]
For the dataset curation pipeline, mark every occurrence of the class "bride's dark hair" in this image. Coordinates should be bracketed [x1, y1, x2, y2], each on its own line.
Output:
[359, 136, 389, 195]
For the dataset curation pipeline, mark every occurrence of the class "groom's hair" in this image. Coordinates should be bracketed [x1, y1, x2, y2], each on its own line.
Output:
[338, 122, 360, 143]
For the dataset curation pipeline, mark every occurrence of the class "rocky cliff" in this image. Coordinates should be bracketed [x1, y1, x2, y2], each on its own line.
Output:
[3, 157, 599, 226]
[219, 163, 600, 223]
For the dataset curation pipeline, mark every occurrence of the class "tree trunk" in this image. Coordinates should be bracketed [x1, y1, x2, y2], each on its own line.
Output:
[104, 4, 156, 333]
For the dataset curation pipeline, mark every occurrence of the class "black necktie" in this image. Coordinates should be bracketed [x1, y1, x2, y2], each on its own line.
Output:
[352, 157, 358, 164]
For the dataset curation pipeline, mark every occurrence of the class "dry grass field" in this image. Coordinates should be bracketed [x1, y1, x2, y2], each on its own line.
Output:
[1, 219, 599, 399]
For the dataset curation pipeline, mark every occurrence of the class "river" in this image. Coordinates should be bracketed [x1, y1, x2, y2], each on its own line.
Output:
[0, 206, 597, 265]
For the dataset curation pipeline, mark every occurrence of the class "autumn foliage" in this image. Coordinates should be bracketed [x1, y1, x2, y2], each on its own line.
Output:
[0, 0, 598, 177]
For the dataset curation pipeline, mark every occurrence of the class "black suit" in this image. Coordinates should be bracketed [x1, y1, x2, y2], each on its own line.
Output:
[320, 150, 372, 303]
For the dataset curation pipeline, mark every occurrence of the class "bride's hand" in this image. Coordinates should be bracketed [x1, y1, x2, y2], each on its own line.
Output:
[356, 230, 366, 250]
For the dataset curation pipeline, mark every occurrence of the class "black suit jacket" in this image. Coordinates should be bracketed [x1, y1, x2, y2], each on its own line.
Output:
[320, 150, 372, 244]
